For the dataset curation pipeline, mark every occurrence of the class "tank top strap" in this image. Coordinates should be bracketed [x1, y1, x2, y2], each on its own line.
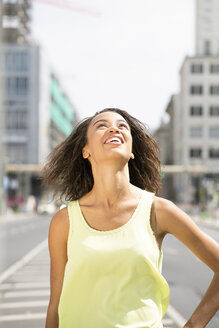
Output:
[139, 190, 156, 239]
[142, 189, 156, 222]
[139, 190, 162, 264]
[66, 200, 79, 258]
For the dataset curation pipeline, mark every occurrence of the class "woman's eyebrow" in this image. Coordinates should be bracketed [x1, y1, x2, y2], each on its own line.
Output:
[92, 119, 128, 126]
[92, 119, 108, 126]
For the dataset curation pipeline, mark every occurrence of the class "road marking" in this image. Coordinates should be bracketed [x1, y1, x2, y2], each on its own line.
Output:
[167, 304, 187, 326]
[0, 239, 47, 283]
[0, 300, 48, 309]
[2, 289, 50, 298]
[12, 270, 48, 275]
[0, 309, 184, 323]
[0, 224, 38, 237]
[0, 312, 46, 321]
[162, 318, 174, 325]
[0, 282, 49, 290]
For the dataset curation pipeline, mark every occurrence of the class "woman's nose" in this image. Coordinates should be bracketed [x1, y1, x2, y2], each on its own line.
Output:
[109, 126, 119, 133]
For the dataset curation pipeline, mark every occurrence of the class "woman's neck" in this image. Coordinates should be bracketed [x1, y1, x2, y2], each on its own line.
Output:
[88, 164, 135, 207]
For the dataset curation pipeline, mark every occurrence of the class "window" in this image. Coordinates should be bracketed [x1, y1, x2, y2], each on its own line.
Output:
[16, 77, 28, 96]
[204, 40, 211, 55]
[209, 85, 219, 95]
[190, 106, 203, 116]
[209, 148, 219, 158]
[7, 77, 15, 96]
[209, 106, 219, 116]
[6, 52, 29, 71]
[209, 127, 219, 138]
[6, 111, 27, 129]
[15, 53, 29, 71]
[210, 64, 219, 73]
[6, 77, 29, 96]
[190, 85, 203, 95]
[191, 64, 203, 73]
[190, 127, 203, 137]
[6, 143, 27, 164]
[190, 148, 202, 158]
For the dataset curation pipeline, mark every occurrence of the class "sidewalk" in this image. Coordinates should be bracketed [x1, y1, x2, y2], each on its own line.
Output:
[0, 212, 49, 224]
[191, 215, 219, 230]
[0, 212, 40, 224]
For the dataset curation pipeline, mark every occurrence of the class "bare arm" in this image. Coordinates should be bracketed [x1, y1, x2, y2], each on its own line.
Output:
[154, 197, 219, 328]
[45, 207, 69, 328]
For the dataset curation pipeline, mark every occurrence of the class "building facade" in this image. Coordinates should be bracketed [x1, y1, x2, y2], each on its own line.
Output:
[1, 0, 78, 212]
[1, 43, 77, 206]
[196, 0, 219, 56]
[2, 0, 31, 44]
[155, 0, 219, 207]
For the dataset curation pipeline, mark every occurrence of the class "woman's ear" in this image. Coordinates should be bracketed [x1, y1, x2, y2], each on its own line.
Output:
[82, 151, 89, 159]
[82, 145, 89, 159]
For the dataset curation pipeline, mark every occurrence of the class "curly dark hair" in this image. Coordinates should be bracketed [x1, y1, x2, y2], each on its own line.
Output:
[40, 108, 163, 201]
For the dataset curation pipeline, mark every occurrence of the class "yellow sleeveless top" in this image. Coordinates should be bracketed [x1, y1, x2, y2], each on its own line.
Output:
[58, 190, 170, 328]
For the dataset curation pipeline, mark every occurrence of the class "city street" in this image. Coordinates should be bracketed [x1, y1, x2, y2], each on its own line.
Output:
[0, 214, 218, 327]
[1, 0, 219, 327]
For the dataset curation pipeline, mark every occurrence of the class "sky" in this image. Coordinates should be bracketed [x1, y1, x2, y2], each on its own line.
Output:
[32, 0, 195, 132]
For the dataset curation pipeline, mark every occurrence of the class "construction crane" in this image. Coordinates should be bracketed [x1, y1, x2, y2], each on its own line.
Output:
[32, 0, 101, 16]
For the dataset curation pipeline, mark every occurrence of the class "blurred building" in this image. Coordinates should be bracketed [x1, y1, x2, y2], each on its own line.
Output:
[155, 0, 219, 206]
[2, 0, 31, 44]
[1, 43, 77, 205]
[154, 112, 175, 201]
[0, 2, 6, 215]
[1, 1, 78, 210]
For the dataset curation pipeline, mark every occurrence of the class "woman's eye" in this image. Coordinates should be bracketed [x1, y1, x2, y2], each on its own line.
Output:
[97, 123, 106, 128]
[119, 124, 128, 129]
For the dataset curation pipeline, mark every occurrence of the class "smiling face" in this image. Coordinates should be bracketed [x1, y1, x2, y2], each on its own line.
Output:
[83, 111, 133, 166]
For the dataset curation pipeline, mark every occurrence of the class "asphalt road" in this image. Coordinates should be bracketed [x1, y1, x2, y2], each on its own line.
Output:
[0, 214, 218, 327]
[0, 214, 51, 274]
[162, 224, 219, 327]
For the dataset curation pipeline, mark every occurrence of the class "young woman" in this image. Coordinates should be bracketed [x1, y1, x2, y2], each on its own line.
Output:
[42, 108, 219, 328]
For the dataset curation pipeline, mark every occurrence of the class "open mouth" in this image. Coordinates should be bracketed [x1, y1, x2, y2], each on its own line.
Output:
[104, 136, 123, 144]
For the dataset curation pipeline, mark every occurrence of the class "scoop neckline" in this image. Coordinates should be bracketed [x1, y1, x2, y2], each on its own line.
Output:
[76, 190, 145, 234]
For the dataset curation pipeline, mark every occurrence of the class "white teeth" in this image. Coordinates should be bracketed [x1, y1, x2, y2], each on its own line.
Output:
[105, 137, 122, 144]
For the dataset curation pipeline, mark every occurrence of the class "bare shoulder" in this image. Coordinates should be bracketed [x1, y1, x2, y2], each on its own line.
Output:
[152, 195, 177, 225]
[153, 195, 173, 212]
[51, 206, 68, 221]
[49, 207, 69, 242]
[152, 195, 197, 235]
